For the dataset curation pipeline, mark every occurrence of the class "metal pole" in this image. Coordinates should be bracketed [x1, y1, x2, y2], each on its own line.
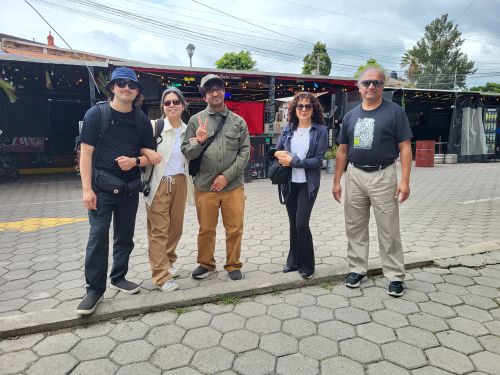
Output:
[267, 76, 276, 135]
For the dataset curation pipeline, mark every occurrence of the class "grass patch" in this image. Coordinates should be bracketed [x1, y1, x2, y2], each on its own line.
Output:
[174, 307, 190, 315]
[217, 295, 240, 305]
[319, 281, 334, 291]
[271, 289, 281, 296]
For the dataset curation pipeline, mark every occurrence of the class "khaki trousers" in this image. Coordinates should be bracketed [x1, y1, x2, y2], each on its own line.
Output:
[146, 174, 187, 286]
[344, 164, 405, 281]
[195, 186, 245, 272]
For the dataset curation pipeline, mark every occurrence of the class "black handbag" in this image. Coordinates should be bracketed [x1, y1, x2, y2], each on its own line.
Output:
[268, 159, 291, 185]
[189, 115, 227, 176]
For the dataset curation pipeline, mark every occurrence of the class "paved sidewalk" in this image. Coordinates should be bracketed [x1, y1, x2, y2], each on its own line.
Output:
[1, 251, 500, 375]
[0, 163, 499, 320]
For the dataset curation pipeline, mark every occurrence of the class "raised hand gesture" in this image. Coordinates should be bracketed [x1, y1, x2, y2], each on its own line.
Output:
[196, 116, 208, 145]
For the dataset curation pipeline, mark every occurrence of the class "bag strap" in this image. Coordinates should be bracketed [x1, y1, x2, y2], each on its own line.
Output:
[278, 185, 286, 204]
[92, 101, 112, 170]
[144, 119, 164, 184]
[196, 114, 227, 161]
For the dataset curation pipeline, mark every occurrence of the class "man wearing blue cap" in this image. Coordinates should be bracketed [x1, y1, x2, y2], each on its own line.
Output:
[76, 67, 157, 315]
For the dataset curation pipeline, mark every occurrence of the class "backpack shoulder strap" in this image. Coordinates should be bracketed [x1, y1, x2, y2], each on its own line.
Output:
[96, 101, 112, 137]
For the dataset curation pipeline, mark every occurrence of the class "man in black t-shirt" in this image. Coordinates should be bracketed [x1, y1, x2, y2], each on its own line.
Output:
[333, 68, 413, 297]
[76, 67, 157, 315]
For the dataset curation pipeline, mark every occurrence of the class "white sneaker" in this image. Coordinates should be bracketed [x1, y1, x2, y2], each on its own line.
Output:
[169, 266, 179, 278]
[158, 280, 179, 292]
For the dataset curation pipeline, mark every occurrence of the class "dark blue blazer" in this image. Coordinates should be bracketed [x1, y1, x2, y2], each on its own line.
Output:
[276, 123, 328, 199]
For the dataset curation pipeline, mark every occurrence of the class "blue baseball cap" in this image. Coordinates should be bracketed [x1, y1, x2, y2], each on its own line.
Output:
[106, 67, 143, 91]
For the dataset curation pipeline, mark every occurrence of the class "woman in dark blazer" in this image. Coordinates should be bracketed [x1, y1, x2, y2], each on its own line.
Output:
[274, 92, 328, 279]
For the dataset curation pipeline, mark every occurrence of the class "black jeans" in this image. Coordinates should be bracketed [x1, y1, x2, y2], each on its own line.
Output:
[285, 182, 317, 274]
[85, 189, 139, 295]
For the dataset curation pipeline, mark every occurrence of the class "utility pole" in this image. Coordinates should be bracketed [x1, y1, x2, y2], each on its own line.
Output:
[453, 68, 457, 90]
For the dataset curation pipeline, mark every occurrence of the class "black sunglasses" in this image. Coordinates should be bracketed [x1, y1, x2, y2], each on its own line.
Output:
[163, 99, 182, 106]
[360, 80, 383, 88]
[115, 79, 139, 90]
[297, 104, 313, 110]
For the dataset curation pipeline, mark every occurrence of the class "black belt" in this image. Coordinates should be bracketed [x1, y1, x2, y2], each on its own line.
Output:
[351, 161, 394, 172]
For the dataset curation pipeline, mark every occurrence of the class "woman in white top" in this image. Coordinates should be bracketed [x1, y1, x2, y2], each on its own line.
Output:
[274, 93, 328, 279]
[144, 87, 194, 292]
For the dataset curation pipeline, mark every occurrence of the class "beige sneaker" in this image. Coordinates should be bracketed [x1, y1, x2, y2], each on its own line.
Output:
[157, 279, 179, 292]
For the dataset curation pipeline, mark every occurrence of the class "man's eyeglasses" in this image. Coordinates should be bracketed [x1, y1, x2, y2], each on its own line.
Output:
[115, 79, 139, 90]
[296, 104, 313, 111]
[205, 87, 224, 95]
[163, 99, 182, 106]
[360, 80, 383, 88]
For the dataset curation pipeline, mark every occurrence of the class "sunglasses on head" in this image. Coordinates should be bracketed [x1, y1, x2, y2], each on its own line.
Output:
[360, 80, 383, 88]
[163, 99, 182, 106]
[296, 104, 313, 110]
[115, 79, 139, 90]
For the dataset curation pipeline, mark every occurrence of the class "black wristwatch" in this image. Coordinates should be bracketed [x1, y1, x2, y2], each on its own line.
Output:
[135, 157, 140, 166]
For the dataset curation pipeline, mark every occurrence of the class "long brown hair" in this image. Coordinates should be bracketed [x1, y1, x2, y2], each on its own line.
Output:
[287, 92, 325, 130]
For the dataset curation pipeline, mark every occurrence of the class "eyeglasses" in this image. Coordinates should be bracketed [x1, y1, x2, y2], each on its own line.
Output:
[296, 104, 313, 111]
[115, 79, 139, 90]
[163, 99, 182, 106]
[205, 87, 224, 95]
[360, 80, 383, 88]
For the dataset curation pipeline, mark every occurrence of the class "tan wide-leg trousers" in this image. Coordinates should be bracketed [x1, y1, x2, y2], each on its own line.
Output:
[146, 174, 187, 286]
[195, 186, 245, 272]
[344, 164, 405, 281]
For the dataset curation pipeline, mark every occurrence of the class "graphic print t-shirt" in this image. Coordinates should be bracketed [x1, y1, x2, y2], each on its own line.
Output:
[338, 100, 412, 166]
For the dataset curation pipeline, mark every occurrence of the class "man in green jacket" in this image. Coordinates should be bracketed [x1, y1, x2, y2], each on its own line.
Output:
[182, 74, 250, 281]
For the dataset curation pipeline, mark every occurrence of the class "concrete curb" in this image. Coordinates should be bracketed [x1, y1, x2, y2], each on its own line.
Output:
[1, 241, 499, 338]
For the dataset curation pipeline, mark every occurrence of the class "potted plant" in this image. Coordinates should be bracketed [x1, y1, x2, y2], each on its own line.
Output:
[324, 144, 338, 174]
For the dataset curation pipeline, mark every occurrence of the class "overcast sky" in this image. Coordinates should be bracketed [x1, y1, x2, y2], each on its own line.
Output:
[2, 0, 500, 87]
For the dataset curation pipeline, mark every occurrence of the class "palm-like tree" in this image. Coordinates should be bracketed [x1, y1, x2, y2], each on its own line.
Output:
[400, 50, 420, 84]
[0, 79, 17, 103]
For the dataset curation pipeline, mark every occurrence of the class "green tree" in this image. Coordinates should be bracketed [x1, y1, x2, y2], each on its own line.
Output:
[215, 51, 256, 70]
[302, 42, 331, 75]
[354, 58, 384, 78]
[469, 82, 500, 93]
[400, 14, 476, 89]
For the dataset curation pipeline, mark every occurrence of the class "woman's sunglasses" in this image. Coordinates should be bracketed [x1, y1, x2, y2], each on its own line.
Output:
[163, 99, 182, 106]
[296, 104, 313, 111]
[115, 79, 139, 90]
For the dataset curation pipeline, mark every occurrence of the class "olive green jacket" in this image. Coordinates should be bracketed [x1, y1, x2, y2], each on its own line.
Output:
[181, 106, 250, 192]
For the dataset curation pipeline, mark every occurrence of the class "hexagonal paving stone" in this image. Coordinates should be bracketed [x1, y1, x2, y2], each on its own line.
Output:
[282, 318, 316, 338]
[412, 366, 455, 375]
[141, 311, 177, 326]
[115, 362, 161, 375]
[0, 333, 44, 352]
[299, 305, 333, 323]
[454, 304, 493, 322]
[383, 298, 419, 314]
[318, 320, 356, 341]
[426, 347, 474, 374]
[316, 294, 349, 309]
[260, 332, 297, 356]
[357, 322, 396, 344]
[335, 307, 371, 325]
[33, 333, 79, 355]
[150, 344, 194, 371]
[340, 338, 382, 363]
[221, 329, 259, 353]
[396, 326, 439, 349]
[201, 303, 234, 315]
[146, 324, 185, 347]
[428, 292, 463, 307]
[321, 356, 364, 375]
[408, 313, 449, 333]
[176, 310, 212, 330]
[405, 280, 437, 293]
[267, 303, 299, 320]
[0, 350, 38, 374]
[419, 301, 457, 319]
[467, 285, 500, 298]
[276, 353, 319, 375]
[436, 330, 482, 355]
[245, 315, 281, 334]
[210, 312, 246, 333]
[470, 351, 500, 374]
[109, 321, 149, 341]
[366, 361, 410, 375]
[182, 326, 221, 350]
[436, 282, 469, 296]
[413, 271, 444, 284]
[233, 349, 275, 375]
[71, 359, 118, 375]
[400, 289, 429, 303]
[447, 317, 488, 336]
[283, 292, 317, 308]
[71, 336, 116, 361]
[372, 309, 408, 328]
[350, 296, 385, 311]
[478, 335, 500, 355]
[460, 294, 498, 310]
[191, 347, 234, 374]
[381, 341, 427, 369]
[26, 353, 77, 375]
[484, 320, 500, 336]
[442, 274, 475, 287]
[299, 335, 337, 360]
[73, 321, 115, 339]
[233, 301, 267, 318]
[109, 340, 155, 365]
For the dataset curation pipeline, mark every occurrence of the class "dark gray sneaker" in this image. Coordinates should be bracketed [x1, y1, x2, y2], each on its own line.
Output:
[110, 279, 140, 294]
[228, 270, 242, 281]
[345, 272, 366, 288]
[76, 292, 103, 315]
[388, 281, 405, 297]
[192, 266, 216, 280]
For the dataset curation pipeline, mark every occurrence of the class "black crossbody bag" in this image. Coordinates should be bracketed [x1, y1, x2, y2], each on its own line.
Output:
[189, 115, 227, 176]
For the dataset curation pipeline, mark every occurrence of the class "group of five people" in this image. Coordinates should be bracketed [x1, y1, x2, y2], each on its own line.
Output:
[76, 66, 412, 315]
